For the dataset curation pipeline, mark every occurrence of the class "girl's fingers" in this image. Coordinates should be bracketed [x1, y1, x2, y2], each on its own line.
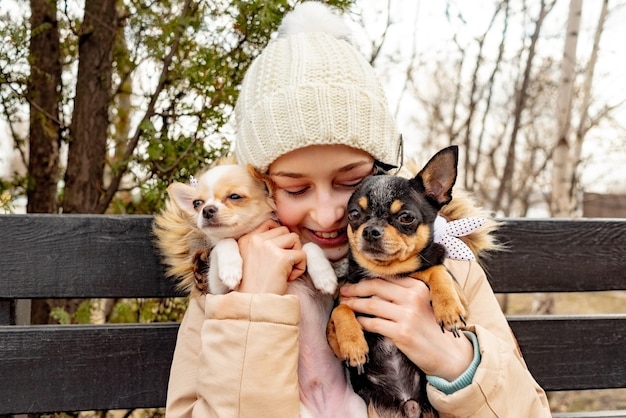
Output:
[270, 231, 303, 251]
[354, 314, 396, 337]
[286, 250, 307, 282]
[341, 277, 429, 302]
[341, 296, 399, 322]
[340, 278, 405, 302]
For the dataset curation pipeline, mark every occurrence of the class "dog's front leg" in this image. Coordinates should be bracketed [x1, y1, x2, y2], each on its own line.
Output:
[302, 242, 338, 295]
[327, 303, 369, 373]
[209, 238, 242, 294]
[412, 265, 469, 337]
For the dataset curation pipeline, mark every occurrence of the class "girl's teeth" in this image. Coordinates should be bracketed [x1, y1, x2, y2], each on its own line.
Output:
[316, 231, 338, 239]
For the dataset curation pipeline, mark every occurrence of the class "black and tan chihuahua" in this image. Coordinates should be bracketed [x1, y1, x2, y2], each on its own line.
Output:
[327, 146, 468, 418]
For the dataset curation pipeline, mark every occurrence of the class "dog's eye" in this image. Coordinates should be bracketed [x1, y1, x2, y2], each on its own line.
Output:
[398, 212, 415, 225]
[348, 209, 361, 222]
[228, 193, 243, 200]
[193, 199, 204, 209]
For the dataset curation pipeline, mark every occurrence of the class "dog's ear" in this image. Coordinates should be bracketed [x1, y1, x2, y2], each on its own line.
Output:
[167, 182, 198, 216]
[410, 145, 458, 208]
[247, 164, 276, 199]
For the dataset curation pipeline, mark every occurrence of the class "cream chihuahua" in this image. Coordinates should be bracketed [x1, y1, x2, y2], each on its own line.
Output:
[153, 163, 337, 297]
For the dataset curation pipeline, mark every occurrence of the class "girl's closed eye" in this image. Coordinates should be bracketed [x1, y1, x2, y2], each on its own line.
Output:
[280, 177, 365, 196]
[335, 165, 374, 190]
[283, 185, 310, 196]
[337, 177, 366, 189]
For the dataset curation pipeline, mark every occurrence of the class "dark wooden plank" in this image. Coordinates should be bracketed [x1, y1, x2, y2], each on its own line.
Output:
[0, 300, 13, 325]
[0, 214, 181, 298]
[0, 323, 179, 414]
[2, 215, 626, 295]
[509, 315, 626, 391]
[1, 316, 623, 413]
[487, 219, 626, 293]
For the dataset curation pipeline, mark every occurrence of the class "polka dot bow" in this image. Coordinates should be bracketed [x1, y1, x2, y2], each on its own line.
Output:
[433, 216, 486, 261]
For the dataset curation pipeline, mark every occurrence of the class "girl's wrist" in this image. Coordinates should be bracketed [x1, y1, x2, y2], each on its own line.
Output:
[422, 326, 474, 380]
[426, 331, 481, 394]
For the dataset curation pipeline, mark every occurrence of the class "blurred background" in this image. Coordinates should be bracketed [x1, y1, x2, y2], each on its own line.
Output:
[0, 0, 624, 415]
[1, 0, 625, 218]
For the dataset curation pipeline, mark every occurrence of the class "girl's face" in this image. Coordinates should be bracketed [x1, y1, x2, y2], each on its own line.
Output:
[269, 145, 375, 261]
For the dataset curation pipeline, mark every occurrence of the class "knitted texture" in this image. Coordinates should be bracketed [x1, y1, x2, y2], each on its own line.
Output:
[234, 2, 400, 173]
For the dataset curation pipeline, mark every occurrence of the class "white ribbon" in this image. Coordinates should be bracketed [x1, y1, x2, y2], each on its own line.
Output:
[433, 215, 486, 261]
[189, 175, 198, 187]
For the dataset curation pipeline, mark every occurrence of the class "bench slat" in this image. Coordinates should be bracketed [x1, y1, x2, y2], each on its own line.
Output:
[0, 323, 178, 414]
[489, 219, 626, 293]
[1, 316, 624, 413]
[0, 215, 180, 298]
[510, 315, 626, 391]
[2, 216, 625, 297]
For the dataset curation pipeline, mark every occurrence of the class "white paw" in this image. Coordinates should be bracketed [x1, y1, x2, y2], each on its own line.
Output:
[219, 258, 243, 290]
[212, 238, 243, 291]
[303, 243, 338, 294]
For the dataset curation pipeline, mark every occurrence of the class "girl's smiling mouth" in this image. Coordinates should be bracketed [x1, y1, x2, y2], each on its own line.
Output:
[306, 227, 348, 246]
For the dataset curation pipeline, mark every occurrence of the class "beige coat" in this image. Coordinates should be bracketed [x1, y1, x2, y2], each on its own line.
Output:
[166, 258, 551, 417]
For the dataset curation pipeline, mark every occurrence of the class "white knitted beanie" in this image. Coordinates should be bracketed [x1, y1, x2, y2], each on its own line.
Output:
[234, 2, 401, 173]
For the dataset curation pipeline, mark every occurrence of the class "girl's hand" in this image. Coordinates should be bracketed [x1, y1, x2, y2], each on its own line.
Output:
[340, 277, 473, 381]
[237, 219, 306, 295]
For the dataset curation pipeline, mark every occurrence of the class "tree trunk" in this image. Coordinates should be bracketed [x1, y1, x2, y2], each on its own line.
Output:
[536, 0, 583, 316]
[26, 0, 69, 334]
[27, 0, 61, 213]
[63, 0, 118, 214]
[551, 0, 583, 217]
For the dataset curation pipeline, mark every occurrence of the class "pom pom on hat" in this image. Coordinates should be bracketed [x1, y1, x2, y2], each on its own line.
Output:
[234, 1, 401, 173]
[277, 2, 352, 41]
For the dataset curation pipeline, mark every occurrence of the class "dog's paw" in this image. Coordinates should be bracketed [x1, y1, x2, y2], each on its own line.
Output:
[213, 238, 243, 291]
[341, 337, 369, 374]
[217, 252, 243, 290]
[219, 264, 243, 290]
[303, 242, 338, 294]
[329, 304, 369, 372]
[310, 273, 338, 295]
[333, 323, 368, 372]
[432, 297, 467, 337]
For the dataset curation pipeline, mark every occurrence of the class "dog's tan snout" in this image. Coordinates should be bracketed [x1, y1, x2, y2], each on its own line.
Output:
[363, 225, 384, 242]
[202, 205, 218, 219]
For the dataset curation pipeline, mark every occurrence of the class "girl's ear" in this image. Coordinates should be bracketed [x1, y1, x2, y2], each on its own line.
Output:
[410, 146, 458, 208]
[167, 182, 198, 216]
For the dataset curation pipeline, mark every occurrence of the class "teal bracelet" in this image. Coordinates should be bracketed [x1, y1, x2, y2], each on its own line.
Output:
[426, 331, 481, 395]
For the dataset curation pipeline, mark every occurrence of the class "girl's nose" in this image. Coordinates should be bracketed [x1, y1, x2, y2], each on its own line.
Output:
[311, 189, 346, 228]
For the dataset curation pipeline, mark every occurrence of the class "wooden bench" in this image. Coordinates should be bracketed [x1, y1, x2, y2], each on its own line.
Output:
[0, 214, 624, 417]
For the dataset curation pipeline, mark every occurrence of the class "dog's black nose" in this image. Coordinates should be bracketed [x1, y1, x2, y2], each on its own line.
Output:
[363, 225, 383, 242]
[202, 205, 218, 219]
